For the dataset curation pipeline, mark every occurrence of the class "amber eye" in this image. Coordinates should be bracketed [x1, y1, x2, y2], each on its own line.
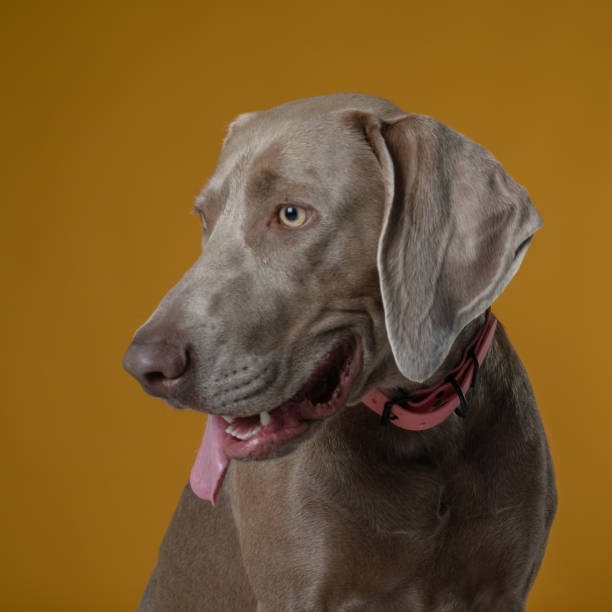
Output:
[278, 205, 307, 228]
[198, 211, 208, 232]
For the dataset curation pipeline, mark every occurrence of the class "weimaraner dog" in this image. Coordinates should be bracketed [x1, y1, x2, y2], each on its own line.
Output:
[123, 93, 556, 611]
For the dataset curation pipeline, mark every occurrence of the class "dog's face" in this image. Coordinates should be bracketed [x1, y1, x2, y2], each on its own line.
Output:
[123, 102, 393, 460]
[123, 93, 542, 462]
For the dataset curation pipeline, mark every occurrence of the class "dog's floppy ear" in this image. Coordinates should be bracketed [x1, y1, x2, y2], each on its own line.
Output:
[360, 113, 542, 382]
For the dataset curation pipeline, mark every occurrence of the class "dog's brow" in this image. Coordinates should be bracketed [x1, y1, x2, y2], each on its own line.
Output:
[246, 169, 314, 203]
[247, 169, 282, 200]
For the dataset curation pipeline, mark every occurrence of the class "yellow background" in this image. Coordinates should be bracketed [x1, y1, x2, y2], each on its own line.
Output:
[2, 1, 611, 609]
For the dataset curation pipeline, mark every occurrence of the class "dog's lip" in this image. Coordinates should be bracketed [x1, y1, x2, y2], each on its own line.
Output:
[214, 334, 359, 420]
[220, 334, 363, 460]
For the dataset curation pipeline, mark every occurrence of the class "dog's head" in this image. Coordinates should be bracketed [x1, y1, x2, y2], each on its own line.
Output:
[123, 93, 541, 469]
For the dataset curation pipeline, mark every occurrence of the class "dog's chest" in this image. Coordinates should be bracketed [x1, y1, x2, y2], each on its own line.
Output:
[228, 456, 451, 610]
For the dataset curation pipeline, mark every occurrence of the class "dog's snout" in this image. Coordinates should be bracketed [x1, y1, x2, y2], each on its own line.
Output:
[123, 339, 189, 398]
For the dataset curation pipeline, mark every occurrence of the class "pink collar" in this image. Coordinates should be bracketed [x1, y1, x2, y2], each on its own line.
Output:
[361, 309, 497, 431]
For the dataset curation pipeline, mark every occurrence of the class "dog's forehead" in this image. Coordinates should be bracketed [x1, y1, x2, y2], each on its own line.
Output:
[198, 118, 349, 207]
[197, 94, 406, 208]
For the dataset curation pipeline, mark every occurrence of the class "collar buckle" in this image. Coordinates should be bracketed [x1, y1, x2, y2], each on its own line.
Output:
[380, 400, 402, 426]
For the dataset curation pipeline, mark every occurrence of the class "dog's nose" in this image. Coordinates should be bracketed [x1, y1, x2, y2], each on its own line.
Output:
[123, 339, 189, 398]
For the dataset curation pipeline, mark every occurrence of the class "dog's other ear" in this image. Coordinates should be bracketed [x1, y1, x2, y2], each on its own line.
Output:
[359, 113, 542, 382]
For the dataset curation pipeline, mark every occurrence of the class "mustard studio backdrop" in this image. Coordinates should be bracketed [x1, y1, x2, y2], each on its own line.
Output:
[2, 1, 611, 610]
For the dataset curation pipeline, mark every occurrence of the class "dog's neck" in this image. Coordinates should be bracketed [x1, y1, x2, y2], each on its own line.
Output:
[387, 310, 488, 397]
[318, 311, 494, 466]
[360, 310, 495, 431]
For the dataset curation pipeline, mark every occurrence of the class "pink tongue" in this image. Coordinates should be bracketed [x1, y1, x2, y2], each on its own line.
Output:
[189, 415, 229, 505]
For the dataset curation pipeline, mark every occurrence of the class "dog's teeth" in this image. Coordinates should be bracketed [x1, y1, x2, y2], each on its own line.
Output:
[233, 426, 261, 440]
[259, 411, 271, 426]
[222, 415, 234, 423]
[225, 425, 236, 435]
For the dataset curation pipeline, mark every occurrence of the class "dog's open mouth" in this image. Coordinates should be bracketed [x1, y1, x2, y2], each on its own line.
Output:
[220, 334, 362, 460]
[190, 334, 362, 502]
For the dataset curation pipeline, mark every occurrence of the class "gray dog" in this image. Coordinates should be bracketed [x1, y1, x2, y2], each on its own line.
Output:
[123, 93, 556, 611]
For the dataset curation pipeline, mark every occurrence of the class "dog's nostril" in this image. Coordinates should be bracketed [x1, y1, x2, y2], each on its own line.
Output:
[145, 371, 167, 385]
